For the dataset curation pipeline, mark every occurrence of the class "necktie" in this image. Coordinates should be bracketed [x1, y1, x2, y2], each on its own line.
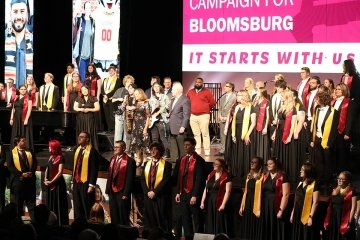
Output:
[150, 161, 158, 190]
[19, 150, 29, 170]
[183, 155, 190, 176]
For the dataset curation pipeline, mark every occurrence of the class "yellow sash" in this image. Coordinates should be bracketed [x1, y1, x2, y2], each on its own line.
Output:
[232, 104, 251, 139]
[301, 181, 315, 225]
[144, 158, 165, 190]
[39, 84, 54, 110]
[241, 176, 262, 215]
[104, 76, 116, 94]
[11, 148, 33, 172]
[73, 145, 92, 183]
[312, 107, 335, 148]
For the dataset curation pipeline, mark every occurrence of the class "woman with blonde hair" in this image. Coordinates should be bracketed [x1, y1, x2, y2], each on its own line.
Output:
[25, 75, 38, 108]
[271, 88, 297, 180]
[224, 90, 256, 177]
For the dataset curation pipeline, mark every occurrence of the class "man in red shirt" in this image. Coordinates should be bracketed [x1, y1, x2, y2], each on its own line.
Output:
[187, 78, 216, 156]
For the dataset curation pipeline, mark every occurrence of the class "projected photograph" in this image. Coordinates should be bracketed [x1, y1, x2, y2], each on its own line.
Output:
[72, 0, 120, 81]
[4, 0, 34, 87]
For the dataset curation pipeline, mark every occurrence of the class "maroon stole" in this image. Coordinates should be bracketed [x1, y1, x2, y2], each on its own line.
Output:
[262, 173, 284, 212]
[178, 153, 197, 194]
[331, 98, 350, 134]
[90, 78, 98, 97]
[256, 99, 268, 132]
[297, 79, 310, 104]
[49, 155, 61, 191]
[110, 153, 128, 192]
[29, 88, 37, 107]
[282, 110, 293, 144]
[207, 170, 229, 209]
[341, 75, 353, 90]
[21, 95, 29, 122]
[66, 84, 82, 111]
[225, 102, 237, 131]
[305, 92, 311, 112]
[324, 189, 353, 235]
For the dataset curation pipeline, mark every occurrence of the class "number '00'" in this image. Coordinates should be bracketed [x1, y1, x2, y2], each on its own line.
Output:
[101, 29, 112, 41]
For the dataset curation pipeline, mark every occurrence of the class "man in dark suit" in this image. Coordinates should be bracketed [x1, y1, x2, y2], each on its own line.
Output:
[72, 131, 100, 220]
[310, 88, 339, 185]
[7, 136, 37, 220]
[105, 140, 135, 225]
[173, 137, 206, 240]
[38, 73, 60, 110]
[168, 82, 191, 163]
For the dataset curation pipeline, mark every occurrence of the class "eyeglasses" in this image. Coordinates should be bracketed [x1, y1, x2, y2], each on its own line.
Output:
[337, 178, 347, 181]
[225, 85, 231, 88]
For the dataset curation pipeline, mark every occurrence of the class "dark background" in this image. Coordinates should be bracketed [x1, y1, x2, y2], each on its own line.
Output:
[0, 0, 183, 90]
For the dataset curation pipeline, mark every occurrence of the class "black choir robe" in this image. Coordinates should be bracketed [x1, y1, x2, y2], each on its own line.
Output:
[105, 154, 136, 225]
[140, 159, 172, 231]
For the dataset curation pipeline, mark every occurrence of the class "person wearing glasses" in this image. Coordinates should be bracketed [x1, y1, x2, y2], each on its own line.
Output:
[10, 84, 33, 150]
[290, 161, 320, 240]
[323, 171, 357, 240]
[216, 82, 236, 157]
[200, 158, 232, 235]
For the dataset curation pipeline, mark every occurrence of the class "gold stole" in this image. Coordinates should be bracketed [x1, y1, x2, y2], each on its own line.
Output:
[312, 107, 335, 148]
[73, 145, 92, 183]
[39, 84, 54, 110]
[64, 74, 70, 96]
[241, 176, 262, 215]
[104, 77, 116, 94]
[11, 148, 33, 172]
[231, 104, 251, 139]
[300, 181, 315, 225]
[294, 103, 300, 133]
[144, 158, 165, 189]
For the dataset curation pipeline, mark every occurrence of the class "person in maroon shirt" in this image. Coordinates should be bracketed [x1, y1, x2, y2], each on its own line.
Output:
[187, 77, 216, 156]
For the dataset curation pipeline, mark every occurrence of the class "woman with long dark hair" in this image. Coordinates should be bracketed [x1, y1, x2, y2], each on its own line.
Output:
[200, 158, 232, 235]
[44, 139, 69, 226]
[258, 157, 290, 240]
[291, 161, 320, 240]
[324, 171, 357, 240]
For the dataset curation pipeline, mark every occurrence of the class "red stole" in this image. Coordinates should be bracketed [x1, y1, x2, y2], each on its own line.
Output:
[0, 89, 5, 101]
[207, 170, 229, 209]
[256, 99, 268, 132]
[178, 153, 197, 194]
[49, 155, 61, 191]
[21, 95, 29, 122]
[90, 78, 97, 97]
[297, 79, 310, 104]
[109, 153, 128, 192]
[331, 98, 350, 134]
[324, 189, 353, 235]
[341, 75, 353, 90]
[282, 110, 293, 144]
[262, 174, 284, 212]
[66, 84, 82, 111]
[29, 88, 37, 107]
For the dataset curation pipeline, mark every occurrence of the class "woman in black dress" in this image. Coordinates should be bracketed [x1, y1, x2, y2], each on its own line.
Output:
[44, 139, 69, 226]
[324, 171, 357, 240]
[64, 71, 82, 112]
[224, 90, 256, 178]
[25, 75, 38, 108]
[258, 157, 291, 240]
[253, 87, 270, 160]
[239, 156, 263, 240]
[291, 90, 307, 184]
[290, 161, 320, 240]
[73, 86, 100, 150]
[10, 85, 33, 150]
[200, 158, 232, 235]
[271, 89, 297, 182]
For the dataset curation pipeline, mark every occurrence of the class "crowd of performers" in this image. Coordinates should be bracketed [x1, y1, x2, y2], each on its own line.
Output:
[0, 59, 360, 240]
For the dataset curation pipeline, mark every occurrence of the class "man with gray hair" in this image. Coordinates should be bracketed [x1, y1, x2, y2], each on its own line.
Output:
[168, 82, 191, 162]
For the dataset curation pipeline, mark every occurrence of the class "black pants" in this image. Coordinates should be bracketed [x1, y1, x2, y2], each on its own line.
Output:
[103, 101, 115, 132]
[108, 191, 131, 225]
[150, 121, 169, 150]
[73, 182, 95, 220]
[175, 192, 204, 239]
[12, 178, 36, 220]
